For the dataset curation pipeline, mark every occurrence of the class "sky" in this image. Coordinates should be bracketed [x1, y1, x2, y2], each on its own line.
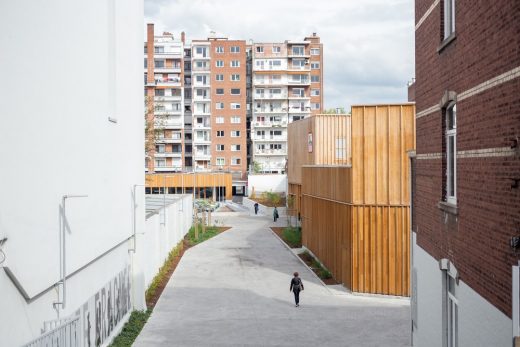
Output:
[144, 0, 415, 110]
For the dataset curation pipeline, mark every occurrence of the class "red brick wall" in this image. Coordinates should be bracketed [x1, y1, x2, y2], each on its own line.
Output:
[414, 0, 520, 317]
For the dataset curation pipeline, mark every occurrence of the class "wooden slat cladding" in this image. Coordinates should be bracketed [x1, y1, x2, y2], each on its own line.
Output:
[146, 173, 233, 200]
[299, 104, 415, 297]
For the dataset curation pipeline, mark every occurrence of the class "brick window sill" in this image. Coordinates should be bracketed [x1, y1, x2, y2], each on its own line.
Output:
[438, 201, 458, 216]
[437, 33, 457, 53]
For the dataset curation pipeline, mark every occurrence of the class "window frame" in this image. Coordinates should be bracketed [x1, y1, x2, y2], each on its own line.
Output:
[443, 0, 456, 40]
[215, 46, 224, 53]
[445, 102, 457, 205]
[216, 60, 224, 67]
[216, 130, 224, 137]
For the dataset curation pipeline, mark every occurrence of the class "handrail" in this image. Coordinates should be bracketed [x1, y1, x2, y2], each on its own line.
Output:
[2, 236, 132, 304]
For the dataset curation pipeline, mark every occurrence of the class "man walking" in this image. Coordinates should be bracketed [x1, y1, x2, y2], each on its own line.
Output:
[290, 272, 304, 307]
[273, 207, 279, 222]
[254, 202, 259, 215]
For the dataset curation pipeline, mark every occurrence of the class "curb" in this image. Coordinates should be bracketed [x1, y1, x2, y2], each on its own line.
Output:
[267, 227, 335, 295]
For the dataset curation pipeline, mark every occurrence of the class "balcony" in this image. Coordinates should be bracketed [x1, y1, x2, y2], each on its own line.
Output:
[287, 79, 310, 86]
[193, 108, 211, 116]
[254, 108, 286, 114]
[154, 108, 182, 115]
[154, 165, 183, 172]
[155, 95, 182, 102]
[154, 66, 182, 73]
[252, 135, 287, 142]
[253, 79, 287, 86]
[287, 65, 311, 72]
[288, 94, 310, 100]
[191, 65, 211, 72]
[193, 137, 211, 144]
[153, 51, 182, 59]
[254, 93, 287, 100]
[288, 106, 311, 113]
[193, 152, 212, 160]
[254, 149, 287, 156]
[154, 152, 183, 158]
[156, 137, 182, 143]
[155, 78, 181, 86]
[253, 121, 287, 128]
[193, 96, 211, 102]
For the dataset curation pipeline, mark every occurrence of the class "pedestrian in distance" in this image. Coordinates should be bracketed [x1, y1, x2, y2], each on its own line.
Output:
[273, 207, 279, 222]
[290, 272, 304, 307]
[254, 202, 259, 215]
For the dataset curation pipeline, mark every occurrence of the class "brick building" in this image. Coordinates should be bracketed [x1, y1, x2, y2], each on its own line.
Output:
[412, 1, 520, 346]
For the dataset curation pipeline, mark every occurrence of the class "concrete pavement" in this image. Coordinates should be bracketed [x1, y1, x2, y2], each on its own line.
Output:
[133, 209, 410, 347]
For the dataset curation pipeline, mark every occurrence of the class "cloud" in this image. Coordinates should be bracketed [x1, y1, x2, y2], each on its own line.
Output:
[145, 0, 415, 109]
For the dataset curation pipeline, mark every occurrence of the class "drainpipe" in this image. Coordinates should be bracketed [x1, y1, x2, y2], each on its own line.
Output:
[54, 194, 88, 314]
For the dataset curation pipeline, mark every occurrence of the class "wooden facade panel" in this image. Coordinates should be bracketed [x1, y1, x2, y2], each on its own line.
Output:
[301, 166, 352, 203]
[146, 173, 233, 200]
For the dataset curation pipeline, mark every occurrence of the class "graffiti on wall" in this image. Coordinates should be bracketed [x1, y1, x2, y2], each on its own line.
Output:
[74, 265, 131, 347]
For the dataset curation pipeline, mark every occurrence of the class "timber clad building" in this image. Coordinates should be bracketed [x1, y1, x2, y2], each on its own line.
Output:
[412, 0, 520, 346]
[288, 105, 415, 297]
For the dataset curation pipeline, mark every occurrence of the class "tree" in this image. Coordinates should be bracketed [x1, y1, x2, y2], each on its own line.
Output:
[322, 107, 348, 114]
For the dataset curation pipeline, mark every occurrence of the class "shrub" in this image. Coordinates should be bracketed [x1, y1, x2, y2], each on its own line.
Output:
[282, 226, 301, 248]
[109, 310, 151, 347]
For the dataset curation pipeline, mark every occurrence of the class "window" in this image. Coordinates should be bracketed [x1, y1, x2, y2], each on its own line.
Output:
[154, 46, 164, 53]
[311, 89, 320, 96]
[270, 143, 282, 150]
[230, 88, 241, 95]
[216, 157, 225, 166]
[216, 116, 224, 124]
[292, 88, 304, 97]
[154, 59, 165, 68]
[256, 46, 264, 53]
[231, 144, 241, 151]
[216, 130, 224, 137]
[216, 46, 224, 53]
[443, 0, 456, 40]
[231, 74, 240, 81]
[216, 144, 224, 151]
[231, 158, 241, 165]
[144, 58, 147, 68]
[272, 46, 281, 53]
[335, 138, 346, 160]
[215, 102, 224, 110]
[311, 62, 320, 69]
[445, 103, 457, 204]
[155, 89, 165, 96]
[231, 46, 240, 53]
[292, 46, 304, 56]
[231, 103, 241, 109]
[312, 103, 320, 110]
[155, 159, 166, 167]
[270, 130, 282, 137]
[269, 60, 282, 68]
[441, 262, 459, 347]
[311, 75, 320, 82]
[231, 131, 241, 137]
[216, 60, 224, 67]
[231, 60, 240, 67]
[292, 59, 305, 68]
[216, 74, 224, 81]
[155, 144, 165, 153]
[231, 116, 241, 123]
[216, 88, 224, 95]
[310, 48, 320, 55]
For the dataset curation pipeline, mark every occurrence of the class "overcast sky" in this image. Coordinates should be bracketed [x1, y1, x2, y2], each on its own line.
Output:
[145, 0, 415, 110]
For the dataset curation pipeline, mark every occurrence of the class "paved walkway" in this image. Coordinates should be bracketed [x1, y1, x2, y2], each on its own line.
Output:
[134, 209, 410, 347]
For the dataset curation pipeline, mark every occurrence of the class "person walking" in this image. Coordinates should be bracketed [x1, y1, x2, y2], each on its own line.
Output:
[254, 202, 259, 215]
[273, 207, 279, 222]
[290, 272, 304, 307]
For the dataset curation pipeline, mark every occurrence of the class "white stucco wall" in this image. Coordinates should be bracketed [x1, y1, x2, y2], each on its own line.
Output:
[412, 233, 512, 347]
[0, 1, 144, 346]
[248, 174, 287, 195]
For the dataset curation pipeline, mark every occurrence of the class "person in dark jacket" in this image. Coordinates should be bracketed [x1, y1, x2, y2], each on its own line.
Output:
[290, 272, 304, 307]
[273, 207, 279, 222]
[254, 202, 259, 215]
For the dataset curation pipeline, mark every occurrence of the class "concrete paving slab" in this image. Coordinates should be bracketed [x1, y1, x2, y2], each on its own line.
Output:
[134, 213, 410, 347]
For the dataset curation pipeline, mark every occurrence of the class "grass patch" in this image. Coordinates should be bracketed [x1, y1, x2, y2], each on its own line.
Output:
[145, 241, 184, 304]
[281, 226, 302, 248]
[186, 225, 221, 246]
[300, 251, 335, 282]
[109, 310, 151, 347]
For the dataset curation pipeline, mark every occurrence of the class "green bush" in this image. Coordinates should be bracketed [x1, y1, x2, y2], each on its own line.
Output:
[145, 242, 183, 303]
[281, 226, 301, 248]
[187, 225, 220, 246]
[109, 310, 151, 347]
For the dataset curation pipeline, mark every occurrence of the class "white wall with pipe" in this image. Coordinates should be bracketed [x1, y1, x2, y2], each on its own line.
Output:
[247, 174, 287, 195]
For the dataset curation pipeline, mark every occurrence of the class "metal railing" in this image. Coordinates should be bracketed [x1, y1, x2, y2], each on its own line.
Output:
[23, 317, 80, 347]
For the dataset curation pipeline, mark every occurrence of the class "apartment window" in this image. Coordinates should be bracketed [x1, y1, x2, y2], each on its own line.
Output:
[311, 89, 320, 96]
[154, 59, 165, 68]
[231, 158, 241, 165]
[256, 61, 265, 69]
[270, 130, 282, 137]
[216, 60, 224, 67]
[155, 144, 165, 153]
[231, 46, 240, 53]
[270, 143, 282, 150]
[312, 103, 321, 110]
[231, 60, 240, 67]
[216, 130, 224, 137]
[231, 144, 241, 151]
[292, 88, 304, 97]
[269, 60, 282, 68]
[196, 61, 206, 69]
[311, 75, 320, 82]
[444, 269, 459, 347]
[231, 74, 240, 81]
[230, 88, 241, 95]
[216, 46, 224, 53]
[443, 0, 456, 40]
[155, 89, 165, 96]
[272, 46, 281, 53]
[216, 88, 224, 95]
[231, 131, 241, 137]
[216, 102, 224, 109]
[311, 62, 320, 69]
[216, 116, 224, 124]
[216, 144, 224, 151]
[216, 157, 225, 166]
[311, 48, 320, 55]
[257, 130, 265, 138]
[155, 159, 166, 167]
[231, 103, 241, 109]
[445, 102, 457, 204]
[292, 46, 304, 56]
[216, 74, 224, 81]
[144, 58, 147, 68]
[292, 59, 305, 68]
[335, 138, 346, 159]
[231, 116, 241, 123]
[154, 46, 164, 53]
[256, 46, 264, 53]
